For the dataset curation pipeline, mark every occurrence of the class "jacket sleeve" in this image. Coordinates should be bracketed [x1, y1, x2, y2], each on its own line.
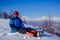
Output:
[9, 19, 15, 28]
[9, 19, 13, 25]
[21, 23, 25, 29]
[19, 18, 25, 29]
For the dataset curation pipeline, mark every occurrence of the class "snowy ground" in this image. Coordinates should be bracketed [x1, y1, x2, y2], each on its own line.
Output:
[0, 19, 60, 40]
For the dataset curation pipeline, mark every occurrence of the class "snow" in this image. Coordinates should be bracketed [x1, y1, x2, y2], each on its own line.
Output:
[0, 19, 60, 40]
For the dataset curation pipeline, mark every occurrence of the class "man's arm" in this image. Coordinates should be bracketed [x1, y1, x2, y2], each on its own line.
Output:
[19, 18, 25, 29]
[9, 19, 16, 28]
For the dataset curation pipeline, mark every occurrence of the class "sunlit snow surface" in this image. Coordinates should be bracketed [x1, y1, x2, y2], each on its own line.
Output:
[0, 19, 60, 40]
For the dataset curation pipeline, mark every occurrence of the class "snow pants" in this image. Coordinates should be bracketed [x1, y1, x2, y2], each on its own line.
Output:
[10, 27, 37, 37]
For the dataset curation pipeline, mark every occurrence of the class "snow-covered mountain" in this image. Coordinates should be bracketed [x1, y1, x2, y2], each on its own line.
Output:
[21, 16, 60, 21]
[0, 19, 60, 40]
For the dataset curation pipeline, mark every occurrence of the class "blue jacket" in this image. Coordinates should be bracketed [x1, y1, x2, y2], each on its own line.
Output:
[9, 16, 25, 29]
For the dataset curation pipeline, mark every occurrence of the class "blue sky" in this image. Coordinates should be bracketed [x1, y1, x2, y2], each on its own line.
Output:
[0, 0, 60, 18]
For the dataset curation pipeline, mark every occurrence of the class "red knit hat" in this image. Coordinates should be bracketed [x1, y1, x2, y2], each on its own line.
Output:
[13, 11, 18, 15]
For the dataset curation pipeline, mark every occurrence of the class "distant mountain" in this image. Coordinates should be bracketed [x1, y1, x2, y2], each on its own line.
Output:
[21, 16, 60, 25]
[21, 16, 60, 21]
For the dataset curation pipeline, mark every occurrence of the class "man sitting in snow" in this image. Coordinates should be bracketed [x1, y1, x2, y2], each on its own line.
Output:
[9, 11, 37, 37]
[9, 11, 25, 33]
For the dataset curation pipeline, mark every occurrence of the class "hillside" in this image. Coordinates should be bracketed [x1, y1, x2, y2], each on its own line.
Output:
[0, 19, 60, 40]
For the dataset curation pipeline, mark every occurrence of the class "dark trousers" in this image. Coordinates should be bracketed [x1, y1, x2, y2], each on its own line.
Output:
[17, 27, 37, 37]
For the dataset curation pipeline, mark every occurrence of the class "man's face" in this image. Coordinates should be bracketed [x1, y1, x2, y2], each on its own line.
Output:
[14, 15, 18, 17]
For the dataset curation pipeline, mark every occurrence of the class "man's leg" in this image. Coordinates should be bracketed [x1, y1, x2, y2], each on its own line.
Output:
[25, 27, 37, 37]
[17, 28, 27, 34]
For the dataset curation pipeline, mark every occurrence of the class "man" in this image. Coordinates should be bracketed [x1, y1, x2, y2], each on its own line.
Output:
[9, 11, 37, 37]
[9, 11, 25, 33]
